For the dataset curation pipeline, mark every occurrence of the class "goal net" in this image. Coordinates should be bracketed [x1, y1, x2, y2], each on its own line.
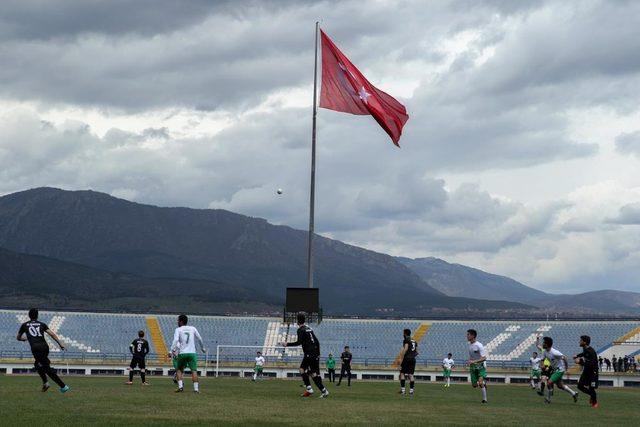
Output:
[214, 345, 303, 377]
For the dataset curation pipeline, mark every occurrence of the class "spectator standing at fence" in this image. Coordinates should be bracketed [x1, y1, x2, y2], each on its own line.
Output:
[604, 358, 611, 371]
[337, 345, 353, 386]
[16, 308, 70, 393]
[618, 357, 624, 372]
[598, 356, 603, 371]
[612, 355, 617, 372]
[326, 354, 336, 383]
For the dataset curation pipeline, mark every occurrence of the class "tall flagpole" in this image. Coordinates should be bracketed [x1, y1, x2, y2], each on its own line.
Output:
[307, 22, 319, 289]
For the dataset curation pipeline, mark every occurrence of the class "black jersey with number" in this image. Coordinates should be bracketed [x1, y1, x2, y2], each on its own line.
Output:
[341, 351, 353, 366]
[18, 321, 49, 349]
[402, 337, 418, 360]
[289, 325, 320, 356]
[130, 338, 150, 357]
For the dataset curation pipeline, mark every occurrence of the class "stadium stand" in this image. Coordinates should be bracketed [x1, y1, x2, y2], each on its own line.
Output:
[1, 310, 639, 370]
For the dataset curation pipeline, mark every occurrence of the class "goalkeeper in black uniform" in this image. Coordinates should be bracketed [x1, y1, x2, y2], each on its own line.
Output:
[574, 335, 599, 408]
[282, 313, 329, 398]
[127, 330, 150, 385]
[16, 308, 69, 393]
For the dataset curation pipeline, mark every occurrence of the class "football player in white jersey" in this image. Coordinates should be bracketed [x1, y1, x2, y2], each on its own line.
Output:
[529, 351, 543, 390]
[442, 353, 455, 387]
[536, 336, 578, 404]
[253, 351, 266, 381]
[171, 314, 206, 393]
[467, 329, 488, 404]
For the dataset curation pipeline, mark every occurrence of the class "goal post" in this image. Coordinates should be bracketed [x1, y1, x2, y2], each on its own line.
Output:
[215, 345, 292, 378]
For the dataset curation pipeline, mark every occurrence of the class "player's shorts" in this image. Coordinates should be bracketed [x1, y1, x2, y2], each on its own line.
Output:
[254, 365, 263, 373]
[578, 371, 599, 389]
[31, 344, 51, 369]
[530, 369, 541, 379]
[176, 353, 198, 372]
[172, 356, 178, 370]
[469, 364, 487, 385]
[300, 355, 320, 375]
[443, 368, 451, 377]
[400, 358, 416, 375]
[549, 370, 564, 383]
[130, 355, 146, 370]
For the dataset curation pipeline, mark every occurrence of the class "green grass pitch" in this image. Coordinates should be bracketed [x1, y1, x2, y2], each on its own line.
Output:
[1, 375, 638, 426]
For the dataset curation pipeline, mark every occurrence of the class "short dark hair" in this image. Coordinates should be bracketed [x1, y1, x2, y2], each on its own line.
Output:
[580, 335, 591, 345]
[467, 329, 477, 338]
[257, 351, 262, 355]
[403, 328, 411, 336]
[28, 308, 38, 320]
[297, 313, 306, 325]
[543, 336, 553, 347]
[178, 314, 188, 325]
[344, 345, 349, 349]
[138, 330, 145, 338]
[447, 353, 452, 357]
[533, 351, 538, 355]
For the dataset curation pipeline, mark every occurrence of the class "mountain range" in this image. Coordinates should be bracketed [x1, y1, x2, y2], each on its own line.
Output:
[0, 187, 637, 316]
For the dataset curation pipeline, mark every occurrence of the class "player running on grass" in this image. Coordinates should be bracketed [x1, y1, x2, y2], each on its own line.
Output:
[16, 308, 70, 393]
[574, 335, 599, 408]
[171, 314, 206, 393]
[529, 351, 542, 390]
[282, 313, 329, 398]
[467, 329, 488, 404]
[253, 351, 265, 381]
[536, 336, 578, 404]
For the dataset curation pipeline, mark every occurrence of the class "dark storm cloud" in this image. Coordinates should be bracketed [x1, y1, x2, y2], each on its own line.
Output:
[0, 0, 544, 112]
[0, 0, 295, 40]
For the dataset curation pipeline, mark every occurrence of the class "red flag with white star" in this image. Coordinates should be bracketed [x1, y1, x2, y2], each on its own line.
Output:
[319, 29, 409, 146]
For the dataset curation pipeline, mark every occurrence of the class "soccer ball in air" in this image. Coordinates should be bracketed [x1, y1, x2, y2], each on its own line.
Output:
[277, 189, 283, 195]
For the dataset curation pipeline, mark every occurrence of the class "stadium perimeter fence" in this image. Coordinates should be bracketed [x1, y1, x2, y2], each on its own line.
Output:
[1, 350, 638, 374]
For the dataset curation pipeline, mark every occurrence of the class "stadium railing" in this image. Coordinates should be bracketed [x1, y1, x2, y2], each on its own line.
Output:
[2, 350, 638, 374]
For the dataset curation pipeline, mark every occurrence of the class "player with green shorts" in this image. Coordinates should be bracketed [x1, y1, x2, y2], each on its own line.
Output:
[529, 351, 542, 389]
[467, 329, 488, 404]
[170, 314, 206, 393]
[536, 336, 578, 404]
[253, 351, 265, 381]
[442, 353, 454, 387]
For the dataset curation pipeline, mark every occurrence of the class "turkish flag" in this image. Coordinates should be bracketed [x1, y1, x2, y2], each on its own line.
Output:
[319, 29, 409, 146]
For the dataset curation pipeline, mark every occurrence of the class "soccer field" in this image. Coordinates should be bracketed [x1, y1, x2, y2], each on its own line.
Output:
[1, 376, 638, 426]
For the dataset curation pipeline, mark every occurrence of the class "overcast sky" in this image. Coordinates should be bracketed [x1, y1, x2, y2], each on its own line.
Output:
[1, 0, 639, 294]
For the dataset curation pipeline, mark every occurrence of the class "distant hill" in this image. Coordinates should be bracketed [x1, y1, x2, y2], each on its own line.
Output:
[399, 257, 640, 315]
[397, 257, 548, 304]
[534, 290, 640, 315]
[0, 247, 278, 314]
[0, 188, 531, 315]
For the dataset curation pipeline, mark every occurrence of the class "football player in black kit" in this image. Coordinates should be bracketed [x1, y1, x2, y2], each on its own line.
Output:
[336, 345, 352, 386]
[399, 328, 418, 396]
[16, 308, 69, 393]
[282, 313, 329, 398]
[126, 330, 150, 385]
[574, 335, 599, 408]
